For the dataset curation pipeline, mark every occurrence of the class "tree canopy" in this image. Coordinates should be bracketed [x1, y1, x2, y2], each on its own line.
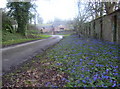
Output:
[7, 1, 34, 35]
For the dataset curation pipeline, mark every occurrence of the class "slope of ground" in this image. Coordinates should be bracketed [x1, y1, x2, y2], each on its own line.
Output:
[2, 35, 120, 87]
[2, 30, 51, 47]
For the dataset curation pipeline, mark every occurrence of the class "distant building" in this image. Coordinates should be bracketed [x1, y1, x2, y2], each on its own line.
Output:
[11, 20, 18, 31]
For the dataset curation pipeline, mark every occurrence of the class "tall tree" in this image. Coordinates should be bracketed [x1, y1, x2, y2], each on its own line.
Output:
[75, 0, 91, 35]
[7, 1, 33, 35]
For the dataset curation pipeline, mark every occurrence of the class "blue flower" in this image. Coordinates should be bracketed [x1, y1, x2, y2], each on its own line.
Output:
[81, 68, 84, 71]
[62, 78, 66, 81]
[106, 69, 109, 72]
[85, 77, 89, 80]
[103, 76, 109, 79]
[90, 60, 94, 62]
[113, 73, 118, 76]
[81, 74, 84, 78]
[56, 63, 62, 66]
[66, 80, 70, 82]
[85, 57, 89, 59]
[74, 85, 77, 87]
[93, 77, 97, 81]
[82, 80, 86, 83]
[96, 53, 99, 55]
[87, 70, 90, 72]
[114, 66, 118, 68]
[113, 69, 117, 72]
[71, 69, 75, 73]
[110, 80, 113, 83]
[73, 67, 76, 70]
[77, 80, 80, 83]
[45, 82, 51, 87]
[112, 83, 116, 87]
[96, 64, 104, 67]
[80, 59, 83, 61]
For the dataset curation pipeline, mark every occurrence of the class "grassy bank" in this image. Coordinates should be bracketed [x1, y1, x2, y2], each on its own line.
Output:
[2, 30, 51, 47]
[2, 35, 120, 87]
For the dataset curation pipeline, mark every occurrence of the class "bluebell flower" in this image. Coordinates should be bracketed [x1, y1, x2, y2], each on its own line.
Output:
[96, 64, 104, 67]
[80, 59, 83, 61]
[56, 63, 62, 66]
[99, 64, 104, 67]
[96, 64, 99, 67]
[66, 80, 70, 82]
[77, 80, 80, 83]
[74, 85, 77, 87]
[81, 68, 84, 71]
[71, 69, 75, 73]
[106, 69, 109, 72]
[90, 60, 94, 62]
[110, 80, 113, 83]
[106, 64, 109, 67]
[114, 66, 118, 68]
[113, 73, 118, 76]
[112, 83, 116, 87]
[85, 77, 89, 80]
[85, 57, 89, 59]
[75, 65, 79, 67]
[87, 70, 90, 72]
[81, 74, 84, 78]
[82, 80, 86, 83]
[103, 76, 109, 79]
[93, 76, 97, 81]
[73, 67, 76, 70]
[96, 53, 99, 55]
[45, 82, 51, 87]
[113, 69, 117, 72]
[62, 78, 66, 81]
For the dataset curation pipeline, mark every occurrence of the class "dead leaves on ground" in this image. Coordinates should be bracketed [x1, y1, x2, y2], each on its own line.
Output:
[2, 57, 68, 87]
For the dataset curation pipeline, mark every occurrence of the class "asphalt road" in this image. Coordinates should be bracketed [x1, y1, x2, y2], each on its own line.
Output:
[2, 35, 63, 73]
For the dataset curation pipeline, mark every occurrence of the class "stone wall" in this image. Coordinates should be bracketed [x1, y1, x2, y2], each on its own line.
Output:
[82, 9, 120, 44]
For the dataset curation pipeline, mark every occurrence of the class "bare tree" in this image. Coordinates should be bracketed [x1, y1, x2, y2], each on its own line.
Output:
[73, 0, 119, 37]
[74, 0, 91, 36]
[104, 2, 117, 14]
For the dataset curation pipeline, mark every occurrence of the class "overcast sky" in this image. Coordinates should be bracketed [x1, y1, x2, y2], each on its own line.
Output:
[35, 0, 78, 23]
[0, 0, 78, 23]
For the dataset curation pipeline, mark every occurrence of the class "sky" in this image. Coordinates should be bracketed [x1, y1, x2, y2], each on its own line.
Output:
[0, 0, 78, 23]
[0, 0, 7, 8]
[35, 0, 78, 23]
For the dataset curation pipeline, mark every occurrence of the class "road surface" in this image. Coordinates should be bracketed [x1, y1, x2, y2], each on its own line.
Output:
[2, 35, 63, 73]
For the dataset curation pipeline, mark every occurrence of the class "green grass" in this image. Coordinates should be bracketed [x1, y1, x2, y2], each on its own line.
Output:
[2, 30, 51, 47]
[31, 34, 51, 38]
[2, 30, 26, 42]
[3, 38, 40, 46]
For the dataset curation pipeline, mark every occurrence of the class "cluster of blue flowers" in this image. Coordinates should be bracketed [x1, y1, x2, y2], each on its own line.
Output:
[46, 35, 120, 87]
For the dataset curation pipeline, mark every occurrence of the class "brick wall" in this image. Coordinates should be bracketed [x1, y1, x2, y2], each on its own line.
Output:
[82, 9, 120, 44]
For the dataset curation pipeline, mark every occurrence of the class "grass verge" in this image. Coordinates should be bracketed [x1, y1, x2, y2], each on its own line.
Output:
[2, 31, 51, 47]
